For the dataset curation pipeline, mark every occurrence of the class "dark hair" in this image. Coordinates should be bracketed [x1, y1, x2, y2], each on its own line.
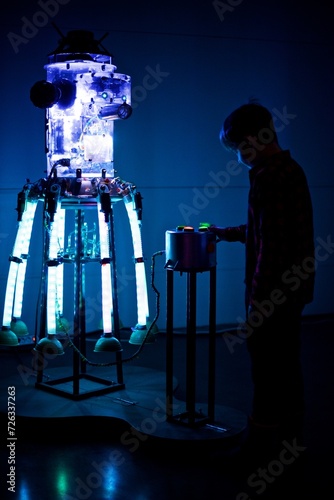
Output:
[220, 101, 277, 151]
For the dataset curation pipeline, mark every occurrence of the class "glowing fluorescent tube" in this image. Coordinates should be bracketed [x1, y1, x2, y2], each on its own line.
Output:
[12, 200, 38, 318]
[101, 264, 113, 334]
[124, 199, 149, 326]
[12, 261, 27, 319]
[47, 266, 58, 335]
[98, 203, 113, 334]
[2, 200, 38, 326]
[2, 262, 17, 327]
[47, 210, 60, 335]
[56, 207, 65, 317]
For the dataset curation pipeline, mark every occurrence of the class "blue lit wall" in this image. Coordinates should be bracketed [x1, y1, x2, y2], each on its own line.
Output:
[0, 0, 333, 333]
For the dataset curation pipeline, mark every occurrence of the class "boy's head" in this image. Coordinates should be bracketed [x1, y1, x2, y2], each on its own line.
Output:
[220, 101, 278, 152]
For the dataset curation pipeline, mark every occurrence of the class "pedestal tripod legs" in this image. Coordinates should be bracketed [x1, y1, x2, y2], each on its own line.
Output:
[166, 267, 216, 426]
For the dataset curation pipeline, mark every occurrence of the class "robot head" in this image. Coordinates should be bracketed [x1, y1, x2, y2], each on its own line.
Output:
[30, 30, 132, 178]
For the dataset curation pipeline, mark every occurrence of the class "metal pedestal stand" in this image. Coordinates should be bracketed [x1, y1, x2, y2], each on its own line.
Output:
[166, 266, 217, 426]
[165, 227, 218, 427]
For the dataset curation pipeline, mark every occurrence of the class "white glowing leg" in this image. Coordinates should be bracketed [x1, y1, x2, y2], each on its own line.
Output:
[55, 207, 65, 319]
[124, 198, 149, 326]
[46, 210, 61, 335]
[12, 261, 27, 320]
[2, 200, 38, 327]
[47, 266, 58, 335]
[97, 204, 113, 334]
[2, 261, 18, 328]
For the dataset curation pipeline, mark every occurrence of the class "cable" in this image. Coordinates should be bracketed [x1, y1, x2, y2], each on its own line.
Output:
[57, 250, 166, 367]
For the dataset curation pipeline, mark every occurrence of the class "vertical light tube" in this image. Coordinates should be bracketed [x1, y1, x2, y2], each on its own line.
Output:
[2, 262, 17, 327]
[12, 200, 38, 318]
[46, 210, 60, 335]
[97, 203, 113, 334]
[2, 200, 38, 327]
[47, 266, 58, 335]
[56, 207, 66, 318]
[124, 198, 149, 326]
[12, 261, 27, 319]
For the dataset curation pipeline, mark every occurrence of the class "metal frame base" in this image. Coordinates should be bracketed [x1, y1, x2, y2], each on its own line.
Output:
[35, 373, 125, 401]
[167, 410, 211, 428]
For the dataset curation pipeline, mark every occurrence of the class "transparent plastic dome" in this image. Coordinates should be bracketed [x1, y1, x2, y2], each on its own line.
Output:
[45, 60, 131, 178]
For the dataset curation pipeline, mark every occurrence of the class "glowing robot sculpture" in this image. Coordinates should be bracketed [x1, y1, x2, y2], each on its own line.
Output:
[0, 30, 153, 356]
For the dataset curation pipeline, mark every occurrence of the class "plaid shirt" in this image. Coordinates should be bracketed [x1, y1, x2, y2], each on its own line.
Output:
[224, 150, 315, 309]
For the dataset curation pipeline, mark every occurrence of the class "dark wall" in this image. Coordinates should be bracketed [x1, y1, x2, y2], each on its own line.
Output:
[0, 0, 333, 332]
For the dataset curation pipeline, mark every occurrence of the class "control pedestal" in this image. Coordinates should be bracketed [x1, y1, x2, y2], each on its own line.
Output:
[165, 226, 217, 426]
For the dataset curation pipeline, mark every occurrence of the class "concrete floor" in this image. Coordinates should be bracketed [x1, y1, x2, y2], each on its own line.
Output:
[0, 315, 333, 499]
